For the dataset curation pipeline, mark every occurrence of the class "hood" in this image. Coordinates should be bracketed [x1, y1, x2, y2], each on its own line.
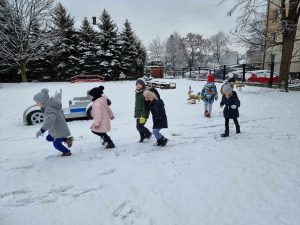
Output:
[43, 97, 62, 110]
[95, 96, 108, 106]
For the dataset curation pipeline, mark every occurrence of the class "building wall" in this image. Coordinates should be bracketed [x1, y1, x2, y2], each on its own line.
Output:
[264, 0, 300, 73]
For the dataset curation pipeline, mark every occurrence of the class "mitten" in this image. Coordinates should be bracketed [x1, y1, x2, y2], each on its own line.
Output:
[36, 129, 44, 138]
[231, 105, 237, 109]
[140, 116, 146, 125]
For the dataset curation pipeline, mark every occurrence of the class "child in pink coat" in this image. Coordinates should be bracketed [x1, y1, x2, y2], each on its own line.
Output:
[89, 86, 115, 149]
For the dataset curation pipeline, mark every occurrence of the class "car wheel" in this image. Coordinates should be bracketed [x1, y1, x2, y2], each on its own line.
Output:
[86, 107, 93, 120]
[27, 110, 44, 125]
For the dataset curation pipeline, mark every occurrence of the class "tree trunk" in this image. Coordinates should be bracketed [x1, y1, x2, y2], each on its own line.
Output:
[20, 61, 28, 82]
[279, 29, 297, 92]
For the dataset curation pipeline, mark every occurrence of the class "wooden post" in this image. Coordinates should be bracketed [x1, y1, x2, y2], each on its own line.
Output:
[242, 64, 246, 82]
[269, 60, 275, 87]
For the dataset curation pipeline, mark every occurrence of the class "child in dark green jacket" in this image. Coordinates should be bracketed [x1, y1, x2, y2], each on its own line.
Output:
[135, 78, 152, 142]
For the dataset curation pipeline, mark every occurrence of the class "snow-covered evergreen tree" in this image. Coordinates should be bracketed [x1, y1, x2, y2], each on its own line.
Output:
[135, 39, 147, 77]
[51, 3, 80, 80]
[119, 19, 138, 76]
[97, 9, 120, 79]
[78, 17, 99, 75]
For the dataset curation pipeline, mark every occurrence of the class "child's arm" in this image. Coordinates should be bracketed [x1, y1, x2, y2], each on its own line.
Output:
[107, 106, 114, 120]
[220, 95, 225, 107]
[234, 94, 240, 107]
[214, 85, 218, 100]
[41, 108, 56, 132]
[92, 102, 103, 126]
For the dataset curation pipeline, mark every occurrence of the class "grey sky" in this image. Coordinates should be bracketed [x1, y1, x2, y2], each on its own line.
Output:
[59, 0, 243, 52]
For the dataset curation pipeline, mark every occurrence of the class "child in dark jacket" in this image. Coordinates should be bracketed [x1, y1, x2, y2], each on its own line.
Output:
[220, 83, 241, 137]
[143, 90, 168, 146]
[135, 78, 152, 142]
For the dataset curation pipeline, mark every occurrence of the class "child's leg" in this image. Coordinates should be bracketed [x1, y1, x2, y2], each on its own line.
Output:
[233, 118, 240, 133]
[46, 134, 54, 142]
[53, 138, 69, 154]
[153, 129, 163, 140]
[204, 102, 208, 111]
[208, 103, 213, 115]
[221, 118, 230, 137]
[136, 119, 151, 140]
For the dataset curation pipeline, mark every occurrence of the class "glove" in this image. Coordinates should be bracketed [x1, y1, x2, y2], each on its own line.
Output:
[231, 105, 237, 109]
[36, 129, 44, 138]
[139, 116, 146, 125]
[220, 105, 223, 108]
[215, 96, 218, 101]
[111, 116, 115, 120]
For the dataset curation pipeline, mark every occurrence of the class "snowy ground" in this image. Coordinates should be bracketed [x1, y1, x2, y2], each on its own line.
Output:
[0, 79, 299, 225]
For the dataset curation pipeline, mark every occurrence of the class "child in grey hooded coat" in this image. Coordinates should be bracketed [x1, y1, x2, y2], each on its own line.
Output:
[34, 89, 73, 156]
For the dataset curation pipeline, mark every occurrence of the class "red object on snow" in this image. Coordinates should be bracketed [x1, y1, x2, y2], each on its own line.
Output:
[70, 75, 105, 83]
[247, 71, 279, 84]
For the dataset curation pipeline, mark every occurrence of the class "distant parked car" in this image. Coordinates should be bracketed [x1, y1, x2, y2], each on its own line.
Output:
[23, 90, 93, 125]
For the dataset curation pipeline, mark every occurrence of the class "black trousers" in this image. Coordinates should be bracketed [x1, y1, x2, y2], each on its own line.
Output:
[225, 118, 240, 133]
[136, 119, 151, 139]
[92, 131, 112, 143]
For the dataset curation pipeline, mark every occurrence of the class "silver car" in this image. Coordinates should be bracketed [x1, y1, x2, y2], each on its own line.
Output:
[23, 90, 93, 125]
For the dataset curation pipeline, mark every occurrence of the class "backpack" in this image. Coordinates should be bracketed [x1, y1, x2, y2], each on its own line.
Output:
[205, 84, 216, 100]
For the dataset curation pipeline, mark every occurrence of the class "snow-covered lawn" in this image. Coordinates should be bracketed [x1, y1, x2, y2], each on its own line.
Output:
[0, 80, 299, 225]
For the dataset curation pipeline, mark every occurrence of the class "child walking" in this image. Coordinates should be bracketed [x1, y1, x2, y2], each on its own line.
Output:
[134, 78, 152, 142]
[34, 89, 73, 156]
[200, 74, 218, 118]
[89, 86, 115, 149]
[143, 90, 168, 146]
[220, 83, 241, 137]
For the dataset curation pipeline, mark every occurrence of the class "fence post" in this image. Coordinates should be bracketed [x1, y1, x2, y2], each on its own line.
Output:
[269, 60, 275, 87]
[189, 68, 192, 79]
[223, 65, 226, 81]
[242, 64, 246, 82]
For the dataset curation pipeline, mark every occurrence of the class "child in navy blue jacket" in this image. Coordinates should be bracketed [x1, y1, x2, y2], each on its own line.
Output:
[220, 83, 241, 137]
[143, 90, 168, 146]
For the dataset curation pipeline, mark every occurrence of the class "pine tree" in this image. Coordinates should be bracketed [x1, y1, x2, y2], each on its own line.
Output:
[51, 3, 80, 80]
[78, 17, 99, 75]
[120, 19, 138, 76]
[97, 9, 120, 79]
[135, 40, 147, 77]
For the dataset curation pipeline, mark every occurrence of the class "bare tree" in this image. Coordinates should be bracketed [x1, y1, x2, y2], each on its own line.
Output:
[148, 36, 165, 62]
[231, 11, 266, 50]
[164, 32, 186, 72]
[0, 0, 55, 82]
[182, 32, 209, 67]
[209, 31, 229, 63]
[224, 0, 300, 91]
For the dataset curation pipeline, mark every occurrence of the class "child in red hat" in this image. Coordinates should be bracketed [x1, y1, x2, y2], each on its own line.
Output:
[200, 74, 218, 118]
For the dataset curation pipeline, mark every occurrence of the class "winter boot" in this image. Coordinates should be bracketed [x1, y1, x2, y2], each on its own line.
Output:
[139, 134, 145, 143]
[145, 132, 152, 139]
[106, 142, 115, 149]
[221, 130, 229, 138]
[236, 125, 240, 134]
[65, 136, 74, 148]
[204, 110, 209, 117]
[61, 150, 72, 157]
[160, 137, 168, 147]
